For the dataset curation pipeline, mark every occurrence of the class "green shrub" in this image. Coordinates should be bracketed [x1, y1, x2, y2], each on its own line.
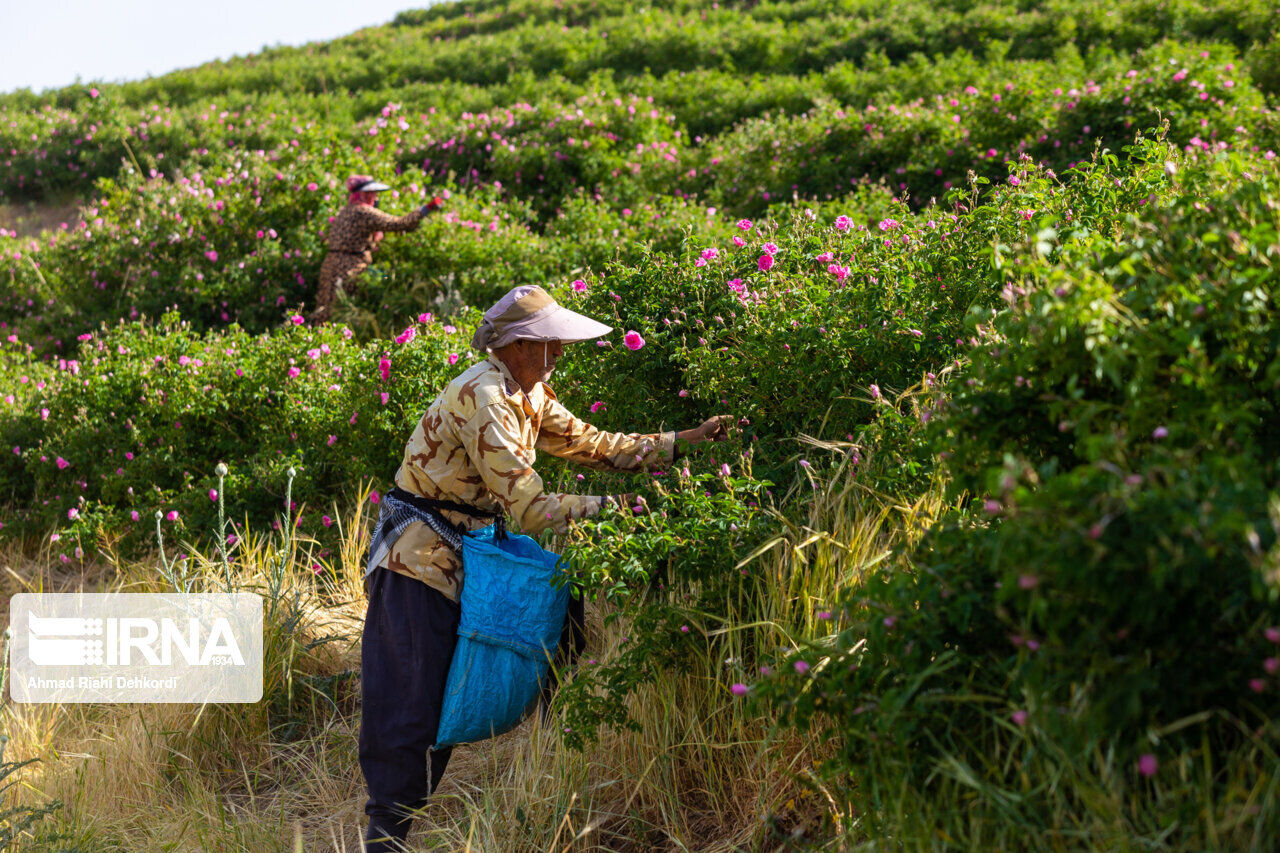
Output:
[761, 140, 1280, 833]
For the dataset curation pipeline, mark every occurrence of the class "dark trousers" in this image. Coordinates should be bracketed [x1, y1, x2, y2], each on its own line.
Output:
[360, 568, 460, 851]
[359, 567, 584, 851]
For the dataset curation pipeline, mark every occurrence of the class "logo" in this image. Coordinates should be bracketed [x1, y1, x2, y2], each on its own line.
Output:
[9, 594, 262, 703]
[27, 615, 105, 666]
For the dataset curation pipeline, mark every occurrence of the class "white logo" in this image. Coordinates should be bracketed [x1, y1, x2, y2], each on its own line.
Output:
[9, 594, 262, 704]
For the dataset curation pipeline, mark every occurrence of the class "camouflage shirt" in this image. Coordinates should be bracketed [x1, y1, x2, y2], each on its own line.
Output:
[378, 356, 674, 599]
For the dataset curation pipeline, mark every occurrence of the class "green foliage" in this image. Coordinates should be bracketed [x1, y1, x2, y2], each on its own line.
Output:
[555, 467, 775, 748]
[760, 140, 1280, 838]
[0, 309, 479, 557]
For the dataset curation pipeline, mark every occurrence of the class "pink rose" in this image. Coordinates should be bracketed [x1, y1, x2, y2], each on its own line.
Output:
[757, 254, 774, 272]
[623, 331, 645, 351]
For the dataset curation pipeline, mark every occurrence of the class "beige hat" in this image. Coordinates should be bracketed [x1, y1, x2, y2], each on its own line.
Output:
[471, 285, 612, 352]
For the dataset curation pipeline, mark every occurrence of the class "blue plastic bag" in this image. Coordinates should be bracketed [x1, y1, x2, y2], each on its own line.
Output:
[434, 524, 569, 747]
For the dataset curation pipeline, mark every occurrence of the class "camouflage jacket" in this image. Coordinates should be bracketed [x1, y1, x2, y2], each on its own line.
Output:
[377, 356, 674, 599]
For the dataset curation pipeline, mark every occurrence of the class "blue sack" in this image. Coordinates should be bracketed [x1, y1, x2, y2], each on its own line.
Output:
[435, 524, 569, 748]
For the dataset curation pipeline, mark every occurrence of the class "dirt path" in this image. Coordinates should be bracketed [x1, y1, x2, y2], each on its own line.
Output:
[0, 195, 85, 238]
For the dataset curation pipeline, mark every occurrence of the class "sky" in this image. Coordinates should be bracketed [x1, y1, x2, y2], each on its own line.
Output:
[0, 0, 437, 94]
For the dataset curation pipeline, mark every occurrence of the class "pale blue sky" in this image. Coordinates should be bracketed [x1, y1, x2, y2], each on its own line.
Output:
[1, 0, 439, 94]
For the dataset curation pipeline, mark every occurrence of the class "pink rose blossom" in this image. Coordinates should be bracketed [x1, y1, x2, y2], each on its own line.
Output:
[56, 456, 70, 469]
[1011, 710, 1028, 726]
[379, 358, 391, 381]
[794, 660, 809, 674]
[165, 510, 179, 522]
[623, 331, 645, 351]
[208, 489, 218, 501]
[731, 683, 748, 696]
[394, 326, 417, 345]
[757, 254, 774, 271]
[1138, 754, 1158, 777]
[571, 279, 588, 292]
[447, 353, 459, 365]
[736, 219, 753, 231]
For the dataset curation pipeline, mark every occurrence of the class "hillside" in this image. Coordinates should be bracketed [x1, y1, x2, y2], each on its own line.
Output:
[2, 0, 1279, 850]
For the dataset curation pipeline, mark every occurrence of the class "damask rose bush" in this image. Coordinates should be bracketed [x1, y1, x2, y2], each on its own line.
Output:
[0, 309, 479, 556]
[553, 464, 776, 747]
[555, 138, 1189, 488]
[759, 141, 1280, 827]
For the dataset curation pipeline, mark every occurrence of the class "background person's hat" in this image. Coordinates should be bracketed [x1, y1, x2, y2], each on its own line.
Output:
[345, 174, 391, 193]
[471, 285, 612, 352]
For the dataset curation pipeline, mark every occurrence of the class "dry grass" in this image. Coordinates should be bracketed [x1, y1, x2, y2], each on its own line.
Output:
[2, 466, 900, 852]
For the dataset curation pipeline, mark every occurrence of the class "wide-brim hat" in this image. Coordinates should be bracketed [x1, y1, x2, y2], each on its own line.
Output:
[471, 285, 612, 351]
[355, 180, 391, 192]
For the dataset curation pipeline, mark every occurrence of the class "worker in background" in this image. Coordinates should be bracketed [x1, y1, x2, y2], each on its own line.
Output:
[311, 175, 443, 322]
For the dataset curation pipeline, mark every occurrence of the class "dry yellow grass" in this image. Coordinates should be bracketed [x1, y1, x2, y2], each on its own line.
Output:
[1, 465, 896, 851]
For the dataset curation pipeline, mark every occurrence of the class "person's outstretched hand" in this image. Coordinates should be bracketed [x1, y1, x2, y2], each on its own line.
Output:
[420, 196, 445, 215]
[679, 414, 733, 445]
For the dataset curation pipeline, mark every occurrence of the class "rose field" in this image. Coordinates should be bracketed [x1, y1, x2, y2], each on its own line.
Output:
[1, 0, 1279, 849]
